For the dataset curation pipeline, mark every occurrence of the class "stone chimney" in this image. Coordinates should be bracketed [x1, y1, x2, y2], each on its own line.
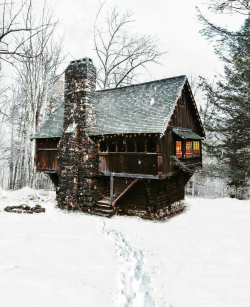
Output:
[57, 58, 100, 211]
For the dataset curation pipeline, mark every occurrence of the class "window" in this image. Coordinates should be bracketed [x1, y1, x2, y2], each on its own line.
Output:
[176, 141, 182, 158]
[117, 140, 125, 152]
[137, 140, 145, 152]
[193, 141, 200, 157]
[147, 139, 156, 152]
[100, 141, 107, 152]
[127, 139, 135, 152]
[186, 141, 193, 158]
[108, 140, 116, 152]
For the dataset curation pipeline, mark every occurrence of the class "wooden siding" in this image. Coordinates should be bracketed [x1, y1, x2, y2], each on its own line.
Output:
[160, 131, 173, 175]
[111, 174, 185, 216]
[170, 83, 203, 133]
[113, 177, 135, 198]
[36, 138, 59, 171]
[117, 180, 148, 213]
[156, 174, 185, 211]
[99, 153, 159, 175]
[160, 83, 203, 175]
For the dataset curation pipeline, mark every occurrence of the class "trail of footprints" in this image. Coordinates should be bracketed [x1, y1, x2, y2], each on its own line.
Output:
[100, 219, 155, 307]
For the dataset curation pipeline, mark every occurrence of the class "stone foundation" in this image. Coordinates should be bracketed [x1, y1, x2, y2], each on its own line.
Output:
[114, 200, 185, 220]
[154, 200, 185, 220]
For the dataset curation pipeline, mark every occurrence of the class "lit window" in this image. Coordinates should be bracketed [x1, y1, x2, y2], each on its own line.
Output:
[176, 141, 182, 158]
[193, 141, 200, 157]
[186, 141, 193, 158]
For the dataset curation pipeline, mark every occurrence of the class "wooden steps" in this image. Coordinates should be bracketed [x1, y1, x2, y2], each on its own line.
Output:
[94, 196, 114, 217]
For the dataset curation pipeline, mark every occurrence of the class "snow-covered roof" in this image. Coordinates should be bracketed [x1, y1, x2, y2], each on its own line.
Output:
[32, 102, 64, 139]
[172, 128, 203, 140]
[32, 75, 187, 139]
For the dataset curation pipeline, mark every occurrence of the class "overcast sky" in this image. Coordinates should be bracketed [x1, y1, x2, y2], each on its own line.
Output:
[47, 0, 246, 84]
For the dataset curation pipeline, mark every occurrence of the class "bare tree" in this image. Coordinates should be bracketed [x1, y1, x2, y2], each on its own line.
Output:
[0, 74, 9, 117]
[4, 1, 65, 189]
[197, 0, 249, 46]
[206, 0, 249, 15]
[94, 4, 165, 89]
[0, 0, 54, 66]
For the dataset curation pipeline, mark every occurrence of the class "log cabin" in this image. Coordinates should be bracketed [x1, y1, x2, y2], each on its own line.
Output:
[32, 58, 205, 219]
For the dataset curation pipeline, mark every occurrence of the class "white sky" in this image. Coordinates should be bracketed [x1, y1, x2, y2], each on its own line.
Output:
[47, 0, 246, 83]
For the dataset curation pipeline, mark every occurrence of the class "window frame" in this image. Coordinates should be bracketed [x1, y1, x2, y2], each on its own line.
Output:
[184, 140, 200, 158]
[186, 141, 193, 158]
[193, 141, 200, 157]
[176, 141, 182, 158]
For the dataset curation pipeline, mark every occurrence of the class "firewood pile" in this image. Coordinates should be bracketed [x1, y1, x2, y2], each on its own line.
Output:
[4, 204, 45, 214]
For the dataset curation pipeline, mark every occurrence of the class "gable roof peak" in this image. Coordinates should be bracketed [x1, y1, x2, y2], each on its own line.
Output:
[96, 75, 187, 93]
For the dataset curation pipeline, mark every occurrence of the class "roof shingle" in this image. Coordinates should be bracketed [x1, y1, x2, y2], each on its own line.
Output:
[32, 75, 187, 139]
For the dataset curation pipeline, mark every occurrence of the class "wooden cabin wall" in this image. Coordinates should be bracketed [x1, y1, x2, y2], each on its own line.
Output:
[112, 175, 185, 216]
[160, 131, 174, 175]
[156, 173, 185, 211]
[160, 83, 204, 176]
[98, 135, 159, 176]
[113, 177, 135, 198]
[170, 83, 203, 134]
[36, 138, 60, 171]
[99, 153, 158, 175]
[117, 180, 148, 213]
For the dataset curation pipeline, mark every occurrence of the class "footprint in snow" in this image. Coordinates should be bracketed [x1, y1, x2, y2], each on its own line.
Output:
[99, 218, 155, 307]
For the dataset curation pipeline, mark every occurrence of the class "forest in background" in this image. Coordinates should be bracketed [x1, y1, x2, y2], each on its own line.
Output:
[0, 0, 249, 199]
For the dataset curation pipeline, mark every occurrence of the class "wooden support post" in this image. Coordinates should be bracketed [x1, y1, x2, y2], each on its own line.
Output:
[110, 174, 114, 205]
[157, 155, 163, 173]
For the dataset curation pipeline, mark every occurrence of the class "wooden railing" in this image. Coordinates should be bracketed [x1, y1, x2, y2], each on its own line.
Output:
[99, 152, 162, 176]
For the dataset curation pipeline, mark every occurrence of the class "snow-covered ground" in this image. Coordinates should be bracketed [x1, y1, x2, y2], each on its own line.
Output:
[0, 188, 250, 307]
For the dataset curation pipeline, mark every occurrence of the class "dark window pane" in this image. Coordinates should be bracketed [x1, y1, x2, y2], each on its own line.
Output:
[100, 141, 107, 152]
[147, 139, 156, 152]
[137, 140, 145, 152]
[108, 140, 116, 152]
[127, 139, 135, 152]
[118, 140, 125, 152]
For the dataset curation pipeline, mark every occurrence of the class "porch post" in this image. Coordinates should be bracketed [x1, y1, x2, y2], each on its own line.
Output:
[110, 174, 114, 205]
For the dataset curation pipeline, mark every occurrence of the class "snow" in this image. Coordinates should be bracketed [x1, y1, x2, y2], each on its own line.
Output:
[1, 188, 250, 307]
[0, 188, 119, 307]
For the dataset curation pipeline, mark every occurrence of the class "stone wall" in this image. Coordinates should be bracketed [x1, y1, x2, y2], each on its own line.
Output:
[57, 58, 102, 211]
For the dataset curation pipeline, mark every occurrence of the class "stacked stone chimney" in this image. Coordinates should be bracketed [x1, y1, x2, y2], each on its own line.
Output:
[57, 58, 101, 212]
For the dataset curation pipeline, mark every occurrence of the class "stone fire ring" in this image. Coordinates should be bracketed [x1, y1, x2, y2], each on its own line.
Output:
[4, 204, 45, 214]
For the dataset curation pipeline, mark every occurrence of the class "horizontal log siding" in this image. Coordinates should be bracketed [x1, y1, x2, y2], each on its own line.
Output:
[156, 174, 185, 211]
[113, 174, 185, 216]
[113, 177, 135, 199]
[117, 180, 148, 213]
